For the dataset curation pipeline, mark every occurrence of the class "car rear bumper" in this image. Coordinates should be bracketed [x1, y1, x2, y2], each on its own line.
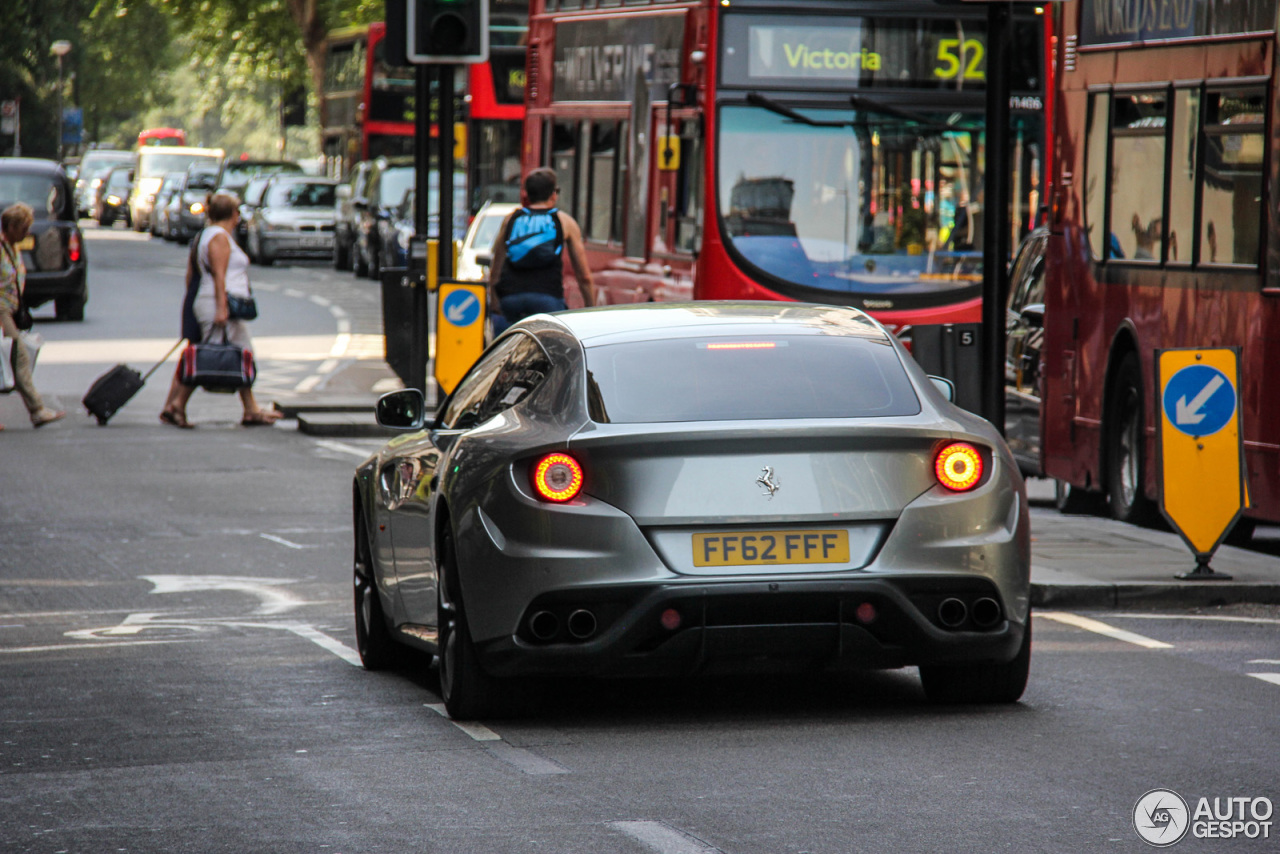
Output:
[22, 266, 86, 307]
[473, 576, 1026, 679]
[261, 234, 334, 258]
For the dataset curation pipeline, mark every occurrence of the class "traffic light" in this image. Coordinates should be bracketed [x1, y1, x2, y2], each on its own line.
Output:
[407, 0, 489, 64]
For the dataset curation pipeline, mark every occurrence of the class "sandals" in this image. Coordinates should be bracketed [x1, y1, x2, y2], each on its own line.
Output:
[32, 409, 66, 428]
[241, 410, 281, 427]
[160, 409, 194, 429]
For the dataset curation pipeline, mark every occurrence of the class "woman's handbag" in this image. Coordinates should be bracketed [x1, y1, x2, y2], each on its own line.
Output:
[179, 328, 256, 391]
[226, 293, 258, 321]
[0, 332, 15, 393]
[13, 291, 33, 331]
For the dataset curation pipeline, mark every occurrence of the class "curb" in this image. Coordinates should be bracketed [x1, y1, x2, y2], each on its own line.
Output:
[1032, 582, 1280, 609]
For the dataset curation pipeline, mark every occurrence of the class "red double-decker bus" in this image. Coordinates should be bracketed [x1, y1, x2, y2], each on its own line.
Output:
[320, 8, 529, 212]
[522, 0, 1049, 325]
[1041, 0, 1280, 534]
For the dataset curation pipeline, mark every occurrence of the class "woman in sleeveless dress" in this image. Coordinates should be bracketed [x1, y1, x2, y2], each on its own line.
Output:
[160, 193, 280, 427]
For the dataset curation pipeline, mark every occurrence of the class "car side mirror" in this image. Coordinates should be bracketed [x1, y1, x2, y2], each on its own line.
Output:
[1020, 303, 1045, 329]
[476, 252, 493, 267]
[928, 376, 956, 402]
[336, 185, 352, 201]
[375, 389, 427, 430]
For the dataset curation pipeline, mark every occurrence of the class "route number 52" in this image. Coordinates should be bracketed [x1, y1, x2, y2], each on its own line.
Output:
[934, 38, 985, 81]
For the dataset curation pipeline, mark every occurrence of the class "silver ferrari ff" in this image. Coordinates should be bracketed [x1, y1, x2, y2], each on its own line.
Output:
[353, 302, 1031, 718]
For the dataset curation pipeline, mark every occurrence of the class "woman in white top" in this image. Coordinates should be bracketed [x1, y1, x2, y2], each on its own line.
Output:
[160, 193, 280, 427]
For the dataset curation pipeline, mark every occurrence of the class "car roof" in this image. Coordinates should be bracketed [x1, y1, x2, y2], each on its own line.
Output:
[0, 157, 69, 176]
[267, 175, 336, 185]
[549, 302, 892, 346]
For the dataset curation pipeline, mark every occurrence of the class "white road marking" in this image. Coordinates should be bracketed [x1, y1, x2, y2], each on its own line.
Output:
[285, 625, 361, 666]
[294, 374, 323, 393]
[0, 640, 192, 654]
[317, 359, 340, 374]
[309, 295, 332, 307]
[610, 821, 720, 854]
[141, 575, 304, 616]
[1248, 673, 1280, 687]
[314, 439, 377, 458]
[1037, 612, 1174, 649]
[329, 334, 350, 357]
[424, 703, 503, 741]
[1248, 659, 1280, 665]
[1109, 613, 1280, 626]
[259, 533, 310, 550]
[483, 741, 570, 775]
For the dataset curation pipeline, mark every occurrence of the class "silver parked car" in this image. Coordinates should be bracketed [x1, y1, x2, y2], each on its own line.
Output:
[244, 176, 337, 265]
[353, 303, 1032, 718]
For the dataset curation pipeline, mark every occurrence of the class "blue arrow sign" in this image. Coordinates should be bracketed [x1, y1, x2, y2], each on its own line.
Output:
[1162, 364, 1236, 437]
[441, 288, 481, 328]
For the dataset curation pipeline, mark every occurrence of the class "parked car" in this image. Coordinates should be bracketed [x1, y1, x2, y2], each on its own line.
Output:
[94, 165, 133, 228]
[172, 166, 220, 242]
[379, 179, 470, 273]
[214, 158, 302, 199]
[353, 302, 1033, 718]
[333, 160, 373, 271]
[353, 158, 414, 279]
[0, 157, 88, 320]
[237, 176, 273, 248]
[456, 201, 518, 281]
[150, 171, 186, 239]
[244, 176, 338, 266]
[74, 149, 133, 218]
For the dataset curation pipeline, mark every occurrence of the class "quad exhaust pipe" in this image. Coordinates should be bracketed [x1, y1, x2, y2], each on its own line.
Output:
[567, 609, 598, 640]
[529, 611, 559, 642]
[937, 598, 968, 629]
[971, 597, 1002, 629]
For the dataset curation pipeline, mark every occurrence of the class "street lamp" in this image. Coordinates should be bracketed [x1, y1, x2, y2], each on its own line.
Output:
[51, 40, 72, 161]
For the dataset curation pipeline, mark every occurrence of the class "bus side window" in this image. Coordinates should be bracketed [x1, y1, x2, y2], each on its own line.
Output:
[1084, 92, 1111, 261]
[587, 120, 622, 244]
[550, 120, 579, 218]
[676, 121, 703, 255]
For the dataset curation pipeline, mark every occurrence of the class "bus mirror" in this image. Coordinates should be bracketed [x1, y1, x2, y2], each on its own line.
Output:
[658, 137, 681, 172]
[336, 185, 351, 201]
[476, 252, 493, 268]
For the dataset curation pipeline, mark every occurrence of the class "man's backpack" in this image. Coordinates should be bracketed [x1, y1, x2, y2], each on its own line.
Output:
[505, 207, 563, 270]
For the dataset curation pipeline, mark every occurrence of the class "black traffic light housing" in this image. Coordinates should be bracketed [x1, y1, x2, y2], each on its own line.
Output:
[406, 0, 489, 64]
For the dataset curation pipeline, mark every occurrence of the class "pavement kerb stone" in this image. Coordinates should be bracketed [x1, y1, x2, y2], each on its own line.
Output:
[1031, 581, 1280, 609]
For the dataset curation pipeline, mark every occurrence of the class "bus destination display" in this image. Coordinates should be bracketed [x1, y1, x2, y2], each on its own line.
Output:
[720, 14, 1040, 93]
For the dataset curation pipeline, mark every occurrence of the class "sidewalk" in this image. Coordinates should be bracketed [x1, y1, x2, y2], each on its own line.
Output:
[1024, 479, 1280, 608]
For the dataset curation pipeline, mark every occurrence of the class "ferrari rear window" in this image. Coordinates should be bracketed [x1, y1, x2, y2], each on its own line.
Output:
[584, 335, 920, 423]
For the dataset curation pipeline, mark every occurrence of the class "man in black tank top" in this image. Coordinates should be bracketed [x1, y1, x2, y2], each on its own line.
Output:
[488, 168, 594, 325]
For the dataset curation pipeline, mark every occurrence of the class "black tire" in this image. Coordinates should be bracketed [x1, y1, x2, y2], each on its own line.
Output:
[259, 253, 275, 267]
[919, 619, 1032, 704]
[353, 512, 401, 670]
[1054, 479, 1103, 515]
[98, 212, 113, 227]
[54, 292, 86, 322]
[333, 235, 352, 271]
[1105, 353, 1159, 525]
[437, 526, 505, 719]
[353, 243, 369, 278]
[368, 244, 381, 280]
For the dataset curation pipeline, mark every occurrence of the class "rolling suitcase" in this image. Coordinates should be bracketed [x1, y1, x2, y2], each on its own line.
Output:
[83, 339, 185, 426]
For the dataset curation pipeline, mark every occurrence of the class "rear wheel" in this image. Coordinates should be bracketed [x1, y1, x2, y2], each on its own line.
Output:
[919, 619, 1031, 704]
[333, 235, 351, 271]
[353, 513, 400, 670]
[437, 527, 505, 719]
[54, 292, 86, 322]
[1105, 353, 1159, 525]
[353, 243, 369, 278]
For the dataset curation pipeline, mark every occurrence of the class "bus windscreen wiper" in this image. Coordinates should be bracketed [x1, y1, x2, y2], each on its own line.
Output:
[745, 92, 851, 127]
[746, 91, 941, 129]
[848, 95, 934, 126]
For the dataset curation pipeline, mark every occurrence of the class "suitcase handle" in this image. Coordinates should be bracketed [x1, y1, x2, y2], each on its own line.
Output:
[142, 339, 189, 382]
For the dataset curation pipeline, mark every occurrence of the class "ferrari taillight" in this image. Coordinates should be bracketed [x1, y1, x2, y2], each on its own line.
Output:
[68, 231, 81, 263]
[532, 453, 584, 502]
[935, 443, 983, 492]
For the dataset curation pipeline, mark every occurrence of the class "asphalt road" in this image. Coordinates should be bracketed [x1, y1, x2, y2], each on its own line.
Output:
[2, 227, 1279, 853]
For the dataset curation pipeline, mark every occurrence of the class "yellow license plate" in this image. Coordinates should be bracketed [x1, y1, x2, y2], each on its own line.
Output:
[16, 236, 34, 251]
[692, 530, 850, 567]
